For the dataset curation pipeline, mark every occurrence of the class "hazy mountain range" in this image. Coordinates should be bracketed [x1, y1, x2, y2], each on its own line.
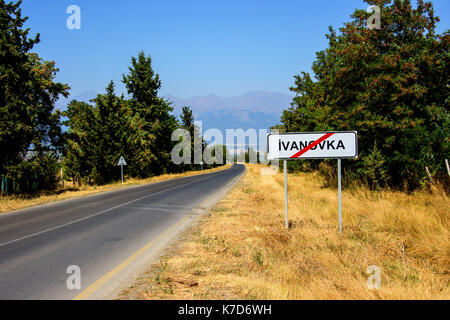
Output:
[165, 91, 292, 115]
[56, 90, 293, 148]
[164, 91, 293, 135]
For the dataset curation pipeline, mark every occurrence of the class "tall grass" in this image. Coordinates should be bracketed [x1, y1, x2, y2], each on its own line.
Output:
[134, 164, 449, 300]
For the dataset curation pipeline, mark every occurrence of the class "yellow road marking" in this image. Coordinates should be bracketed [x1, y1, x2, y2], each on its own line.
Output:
[73, 215, 189, 300]
[73, 167, 244, 300]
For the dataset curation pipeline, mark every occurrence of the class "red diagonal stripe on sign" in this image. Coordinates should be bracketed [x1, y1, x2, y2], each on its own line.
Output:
[290, 133, 335, 159]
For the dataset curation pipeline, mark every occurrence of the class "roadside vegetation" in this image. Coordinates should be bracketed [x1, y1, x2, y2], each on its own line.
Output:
[0, 164, 231, 215]
[0, 0, 225, 197]
[277, 0, 449, 190]
[123, 165, 449, 300]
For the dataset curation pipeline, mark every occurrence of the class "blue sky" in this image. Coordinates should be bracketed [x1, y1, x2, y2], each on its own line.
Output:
[21, 0, 450, 98]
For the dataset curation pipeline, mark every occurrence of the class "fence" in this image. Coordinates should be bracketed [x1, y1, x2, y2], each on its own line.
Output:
[0, 174, 40, 195]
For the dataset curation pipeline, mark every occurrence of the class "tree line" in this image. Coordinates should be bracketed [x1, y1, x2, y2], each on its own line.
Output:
[0, 0, 223, 194]
[2, 0, 448, 194]
[277, 0, 449, 190]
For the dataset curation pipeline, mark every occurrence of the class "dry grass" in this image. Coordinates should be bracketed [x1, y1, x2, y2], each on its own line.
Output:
[126, 164, 449, 300]
[0, 164, 231, 215]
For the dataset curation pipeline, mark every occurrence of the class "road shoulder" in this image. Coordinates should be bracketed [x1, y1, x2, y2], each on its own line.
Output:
[87, 165, 247, 300]
[118, 164, 449, 300]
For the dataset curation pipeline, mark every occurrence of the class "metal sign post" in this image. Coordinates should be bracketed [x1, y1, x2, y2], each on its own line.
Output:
[338, 159, 342, 233]
[284, 160, 289, 230]
[267, 131, 358, 233]
[117, 156, 127, 182]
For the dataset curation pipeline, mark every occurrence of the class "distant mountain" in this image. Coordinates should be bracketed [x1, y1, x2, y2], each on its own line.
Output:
[197, 108, 280, 134]
[165, 90, 293, 151]
[165, 90, 293, 117]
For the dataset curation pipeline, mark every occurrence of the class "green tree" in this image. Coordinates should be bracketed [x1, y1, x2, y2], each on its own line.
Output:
[63, 100, 96, 184]
[180, 106, 195, 138]
[281, 0, 449, 189]
[179, 106, 208, 170]
[64, 52, 182, 184]
[89, 81, 129, 184]
[0, 0, 69, 192]
[122, 52, 178, 177]
[64, 82, 130, 185]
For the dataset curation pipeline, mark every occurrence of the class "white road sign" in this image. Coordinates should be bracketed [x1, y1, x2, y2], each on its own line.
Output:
[117, 156, 127, 166]
[267, 131, 358, 160]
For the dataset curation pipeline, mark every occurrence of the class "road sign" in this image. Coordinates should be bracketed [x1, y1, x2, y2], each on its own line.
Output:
[117, 156, 127, 182]
[267, 131, 358, 233]
[117, 156, 127, 166]
[267, 131, 358, 160]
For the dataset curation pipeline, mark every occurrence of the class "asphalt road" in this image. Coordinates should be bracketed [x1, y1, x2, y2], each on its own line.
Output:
[0, 164, 245, 300]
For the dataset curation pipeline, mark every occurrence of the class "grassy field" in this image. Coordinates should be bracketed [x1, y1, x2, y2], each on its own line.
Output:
[0, 164, 231, 215]
[122, 164, 449, 300]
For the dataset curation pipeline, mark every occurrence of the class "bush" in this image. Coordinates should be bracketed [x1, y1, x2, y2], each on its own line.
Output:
[4, 153, 60, 194]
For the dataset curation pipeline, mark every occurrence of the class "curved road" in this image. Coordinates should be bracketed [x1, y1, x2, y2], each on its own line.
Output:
[0, 164, 245, 300]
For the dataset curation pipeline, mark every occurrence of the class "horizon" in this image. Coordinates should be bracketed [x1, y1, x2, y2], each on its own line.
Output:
[63, 88, 294, 101]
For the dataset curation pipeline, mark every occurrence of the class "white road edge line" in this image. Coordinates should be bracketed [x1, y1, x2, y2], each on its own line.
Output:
[83, 165, 246, 300]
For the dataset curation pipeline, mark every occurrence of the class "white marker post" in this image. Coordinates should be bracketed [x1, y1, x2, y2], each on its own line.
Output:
[117, 156, 127, 182]
[267, 131, 358, 233]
